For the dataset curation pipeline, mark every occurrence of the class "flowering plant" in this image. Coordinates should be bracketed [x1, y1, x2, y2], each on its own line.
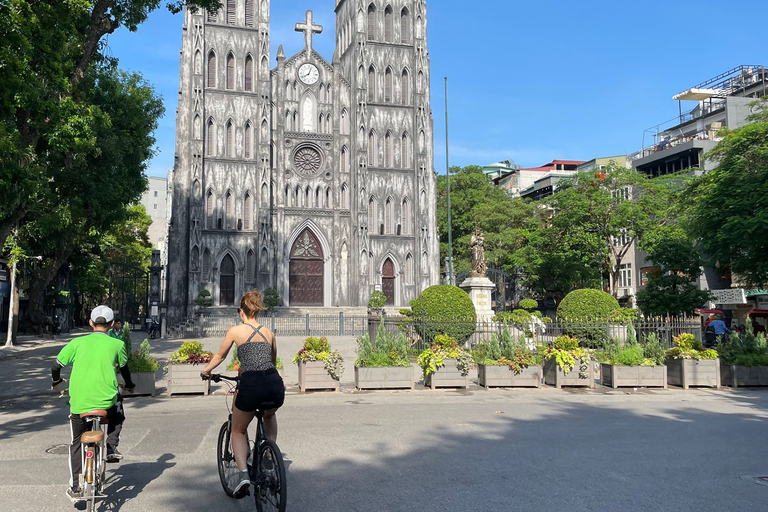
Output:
[666, 333, 718, 360]
[417, 334, 473, 378]
[544, 335, 590, 377]
[164, 340, 213, 374]
[292, 336, 345, 380]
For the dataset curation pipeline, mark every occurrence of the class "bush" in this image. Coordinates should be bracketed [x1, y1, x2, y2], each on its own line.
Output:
[165, 340, 213, 374]
[127, 339, 159, 373]
[292, 336, 344, 380]
[121, 325, 132, 355]
[666, 333, 718, 360]
[368, 291, 388, 310]
[519, 298, 538, 311]
[417, 334, 473, 377]
[407, 285, 476, 344]
[355, 321, 409, 367]
[263, 288, 280, 310]
[557, 289, 620, 320]
[718, 319, 768, 366]
[194, 289, 213, 307]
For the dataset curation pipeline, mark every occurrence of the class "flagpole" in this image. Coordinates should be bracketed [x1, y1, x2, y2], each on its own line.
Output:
[445, 77, 454, 286]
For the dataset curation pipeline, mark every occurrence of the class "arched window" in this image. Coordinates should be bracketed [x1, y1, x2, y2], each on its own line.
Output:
[244, 122, 252, 158]
[226, 0, 235, 24]
[341, 183, 349, 209]
[315, 187, 321, 208]
[341, 146, 350, 172]
[419, 130, 425, 152]
[402, 198, 411, 235]
[385, 198, 393, 234]
[402, 132, 410, 168]
[385, 132, 393, 167]
[401, 69, 410, 104]
[261, 120, 268, 142]
[207, 118, 216, 156]
[401, 8, 410, 44]
[262, 183, 269, 205]
[284, 185, 289, 206]
[416, 15, 423, 39]
[194, 50, 202, 75]
[368, 197, 376, 232]
[368, 131, 376, 166]
[326, 187, 332, 209]
[202, 249, 212, 281]
[244, 192, 253, 230]
[405, 254, 413, 285]
[193, 115, 201, 139]
[246, 250, 255, 281]
[384, 6, 393, 42]
[193, 179, 201, 202]
[285, 81, 291, 100]
[305, 186, 311, 207]
[206, 190, 215, 228]
[285, 110, 291, 128]
[207, 51, 217, 87]
[226, 120, 234, 157]
[385, 67, 393, 102]
[368, 66, 376, 102]
[292, 111, 298, 131]
[191, 246, 200, 272]
[225, 191, 234, 229]
[295, 185, 302, 207]
[244, 55, 253, 91]
[260, 247, 269, 273]
[260, 56, 268, 77]
[226, 53, 235, 89]
[367, 4, 376, 41]
[326, 114, 332, 133]
[245, 0, 254, 26]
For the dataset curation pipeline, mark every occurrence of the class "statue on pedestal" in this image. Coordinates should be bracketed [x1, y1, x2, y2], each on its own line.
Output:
[470, 226, 487, 278]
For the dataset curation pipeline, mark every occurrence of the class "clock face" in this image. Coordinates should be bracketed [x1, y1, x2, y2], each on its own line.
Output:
[298, 63, 320, 85]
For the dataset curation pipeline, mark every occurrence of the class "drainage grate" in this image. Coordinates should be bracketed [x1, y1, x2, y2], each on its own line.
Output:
[46, 444, 70, 455]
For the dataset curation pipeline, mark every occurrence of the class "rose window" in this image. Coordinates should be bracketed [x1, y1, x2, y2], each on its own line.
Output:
[293, 147, 322, 176]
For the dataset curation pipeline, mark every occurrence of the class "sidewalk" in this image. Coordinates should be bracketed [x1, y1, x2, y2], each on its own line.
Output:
[0, 329, 91, 361]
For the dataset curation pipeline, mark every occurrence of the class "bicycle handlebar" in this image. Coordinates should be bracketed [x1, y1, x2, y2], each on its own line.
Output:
[202, 373, 239, 383]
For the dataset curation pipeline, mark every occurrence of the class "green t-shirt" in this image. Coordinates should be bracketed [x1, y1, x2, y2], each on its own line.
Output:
[56, 331, 128, 414]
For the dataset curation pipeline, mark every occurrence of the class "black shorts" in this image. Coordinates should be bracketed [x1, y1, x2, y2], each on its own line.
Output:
[235, 369, 285, 412]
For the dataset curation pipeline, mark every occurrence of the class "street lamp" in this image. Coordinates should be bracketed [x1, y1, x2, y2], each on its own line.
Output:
[5, 255, 42, 347]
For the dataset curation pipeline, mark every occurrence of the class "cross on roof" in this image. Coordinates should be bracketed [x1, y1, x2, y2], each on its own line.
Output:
[295, 10, 323, 51]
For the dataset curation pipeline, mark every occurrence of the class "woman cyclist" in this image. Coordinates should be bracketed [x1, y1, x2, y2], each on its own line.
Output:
[200, 291, 285, 498]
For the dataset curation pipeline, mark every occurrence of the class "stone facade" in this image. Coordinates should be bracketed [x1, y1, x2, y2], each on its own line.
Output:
[167, 0, 438, 323]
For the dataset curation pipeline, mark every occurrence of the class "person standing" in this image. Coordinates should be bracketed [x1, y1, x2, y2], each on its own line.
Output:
[106, 317, 129, 463]
[107, 319, 124, 341]
[51, 306, 135, 502]
[708, 314, 731, 343]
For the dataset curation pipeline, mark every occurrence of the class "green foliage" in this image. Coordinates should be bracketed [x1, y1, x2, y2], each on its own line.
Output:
[543, 336, 589, 377]
[718, 318, 768, 366]
[194, 289, 213, 307]
[355, 322, 410, 368]
[417, 334, 473, 378]
[626, 320, 637, 345]
[122, 325, 133, 355]
[226, 344, 239, 370]
[263, 288, 280, 310]
[666, 333, 718, 360]
[474, 324, 540, 374]
[557, 289, 620, 320]
[407, 285, 477, 343]
[127, 339, 159, 373]
[292, 336, 344, 380]
[685, 99, 768, 288]
[519, 298, 538, 311]
[367, 291, 388, 310]
[642, 333, 666, 366]
[165, 340, 213, 373]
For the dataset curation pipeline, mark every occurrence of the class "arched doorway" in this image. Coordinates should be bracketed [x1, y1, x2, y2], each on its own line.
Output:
[289, 229, 324, 306]
[382, 258, 395, 306]
[220, 254, 236, 306]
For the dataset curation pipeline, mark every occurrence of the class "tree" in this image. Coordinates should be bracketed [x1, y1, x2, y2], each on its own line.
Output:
[436, 166, 540, 276]
[540, 164, 680, 299]
[685, 97, 768, 288]
[636, 228, 713, 316]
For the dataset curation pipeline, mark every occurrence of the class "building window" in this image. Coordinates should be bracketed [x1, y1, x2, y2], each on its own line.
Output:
[244, 193, 253, 230]
[368, 131, 376, 166]
[367, 4, 376, 41]
[226, 53, 235, 90]
[401, 69, 410, 104]
[400, 8, 410, 44]
[226, 120, 234, 157]
[619, 263, 632, 288]
[226, 0, 235, 24]
[368, 198, 376, 232]
[384, 6, 393, 42]
[244, 55, 253, 91]
[385, 68, 393, 102]
[245, 0, 254, 26]
[153, 204, 157, 210]
[154, 191, 158, 197]
[207, 51, 217, 88]
[368, 66, 376, 102]
[207, 118, 216, 156]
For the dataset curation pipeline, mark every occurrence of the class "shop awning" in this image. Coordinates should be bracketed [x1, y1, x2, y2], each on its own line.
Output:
[696, 309, 723, 315]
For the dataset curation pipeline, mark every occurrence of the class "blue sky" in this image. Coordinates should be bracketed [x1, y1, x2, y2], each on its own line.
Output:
[107, 0, 768, 177]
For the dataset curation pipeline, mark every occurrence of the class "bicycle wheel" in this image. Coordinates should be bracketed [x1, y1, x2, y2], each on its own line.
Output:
[217, 421, 250, 497]
[254, 439, 286, 512]
[83, 481, 96, 512]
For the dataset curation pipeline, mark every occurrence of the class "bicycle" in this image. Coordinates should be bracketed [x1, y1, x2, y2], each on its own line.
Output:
[78, 409, 109, 512]
[208, 373, 287, 512]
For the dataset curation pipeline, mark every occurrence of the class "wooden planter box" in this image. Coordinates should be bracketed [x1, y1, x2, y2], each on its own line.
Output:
[354, 366, 414, 390]
[423, 360, 469, 389]
[543, 358, 594, 388]
[666, 358, 720, 389]
[118, 372, 156, 397]
[477, 364, 542, 388]
[297, 361, 340, 392]
[167, 364, 210, 395]
[721, 364, 768, 388]
[600, 364, 667, 389]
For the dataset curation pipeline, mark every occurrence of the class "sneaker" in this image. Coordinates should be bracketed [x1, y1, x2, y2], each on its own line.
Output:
[106, 447, 123, 463]
[233, 470, 251, 499]
[66, 487, 83, 502]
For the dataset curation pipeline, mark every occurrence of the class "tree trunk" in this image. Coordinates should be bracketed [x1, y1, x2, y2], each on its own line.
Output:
[23, 253, 70, 333]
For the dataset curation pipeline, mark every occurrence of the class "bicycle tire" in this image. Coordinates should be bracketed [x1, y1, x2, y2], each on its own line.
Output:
[83, 481, 95, 512]
[217, 421, 250, 497]
[254, 439, 286, 512]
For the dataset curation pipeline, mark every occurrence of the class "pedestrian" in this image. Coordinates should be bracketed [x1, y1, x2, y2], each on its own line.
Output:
[108, 318, 124, 341]
[708, 314, 731, 343]
[106, 317, 130, 462]
[51, 305, 135, 503]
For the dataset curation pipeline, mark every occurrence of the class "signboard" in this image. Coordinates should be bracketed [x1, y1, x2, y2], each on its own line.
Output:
[756, 296, 768, 309]
[0, 262, 7, 282]
[374, 284, 382, 292]
[711, 288, 747, 306]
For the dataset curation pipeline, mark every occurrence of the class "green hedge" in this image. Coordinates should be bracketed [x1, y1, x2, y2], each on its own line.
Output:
[409, 285, 476, 344]
[557, 289, 620, 321]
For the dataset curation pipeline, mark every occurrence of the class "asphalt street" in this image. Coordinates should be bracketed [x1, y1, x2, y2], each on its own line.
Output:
[1, 333, 767, 512]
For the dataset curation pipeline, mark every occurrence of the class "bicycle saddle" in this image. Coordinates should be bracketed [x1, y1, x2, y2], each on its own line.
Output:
[79, 409, 108, 418]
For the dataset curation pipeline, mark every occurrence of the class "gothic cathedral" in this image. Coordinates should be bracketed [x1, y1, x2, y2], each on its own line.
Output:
[166, 0, 438, 323]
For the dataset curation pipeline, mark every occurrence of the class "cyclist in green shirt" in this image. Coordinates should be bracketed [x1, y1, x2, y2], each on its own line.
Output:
[52, 306, 135, 503]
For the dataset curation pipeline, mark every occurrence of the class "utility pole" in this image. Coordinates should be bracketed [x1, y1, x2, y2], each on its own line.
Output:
[445, 77, 454, 286]
[5, 257, 17, 347]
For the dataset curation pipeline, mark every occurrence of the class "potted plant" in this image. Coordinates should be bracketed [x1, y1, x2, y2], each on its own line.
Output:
[354, 321, 414, 390]
[417, 334, 473, 389]
[600, 333, 667, 389]
[367, 291, 388, 317]
[165, 340, 213, 395]
[292, 336, 344, 392]
[118, 339, 159, 396]
[543, 335, 594, 388]
[665, 333, 719, 389]
[474, 323, 542, 388]
[718, 320, 768, 387]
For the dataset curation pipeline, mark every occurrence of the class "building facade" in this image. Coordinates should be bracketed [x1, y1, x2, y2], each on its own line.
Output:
[166, 1, 439, 323]
[139, 176, 169, 252]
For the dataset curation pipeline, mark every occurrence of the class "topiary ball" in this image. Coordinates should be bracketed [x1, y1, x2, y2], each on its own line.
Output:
[557, 289, 620, 321]
[410, 285, 476, 343]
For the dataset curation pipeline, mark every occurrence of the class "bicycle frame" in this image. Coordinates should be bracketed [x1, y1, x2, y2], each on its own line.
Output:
[81, 415, 108, 510]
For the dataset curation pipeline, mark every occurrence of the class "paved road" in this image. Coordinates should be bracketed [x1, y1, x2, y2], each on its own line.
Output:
[1, 336, 768, 511]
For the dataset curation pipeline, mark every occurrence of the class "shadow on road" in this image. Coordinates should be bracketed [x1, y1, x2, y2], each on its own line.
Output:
[102, 454, 176, 512]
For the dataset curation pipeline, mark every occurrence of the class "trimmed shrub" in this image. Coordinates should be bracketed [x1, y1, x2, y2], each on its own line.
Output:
[409, 285, 476, 344]
[519, 298, 538, 311]
[557, 289, 620, 320]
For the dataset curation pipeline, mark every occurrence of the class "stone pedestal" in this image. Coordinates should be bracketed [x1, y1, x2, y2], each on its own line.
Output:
[459, 276, 496, 322]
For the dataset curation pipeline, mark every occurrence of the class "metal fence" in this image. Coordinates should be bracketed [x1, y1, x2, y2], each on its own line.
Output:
[189, 313, 369, 339]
